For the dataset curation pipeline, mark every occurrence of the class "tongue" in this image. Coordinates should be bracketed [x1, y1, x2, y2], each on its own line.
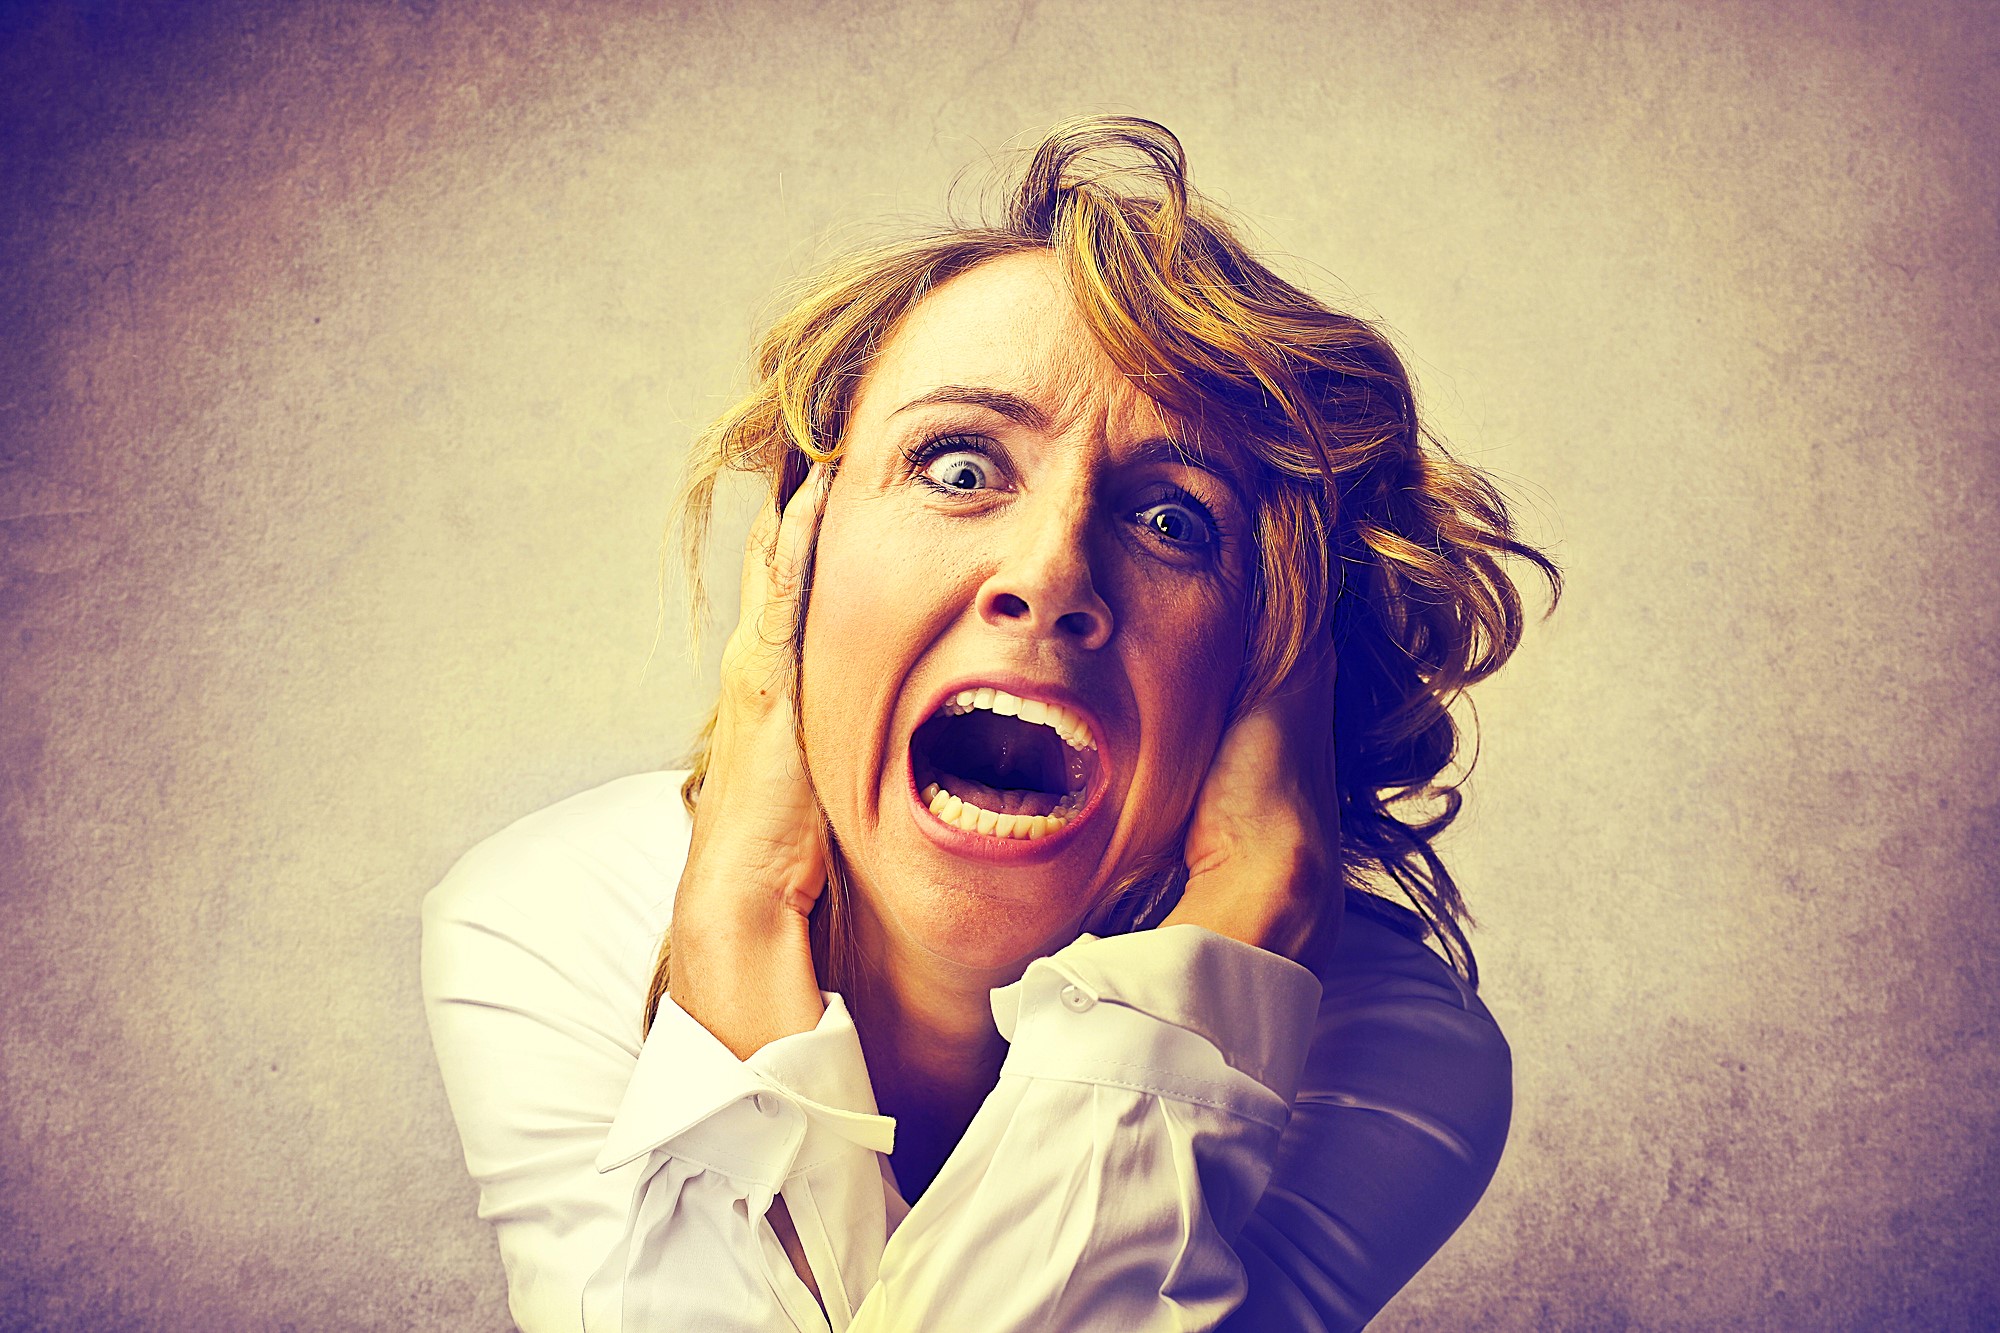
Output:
[939, 775, 1063, 818]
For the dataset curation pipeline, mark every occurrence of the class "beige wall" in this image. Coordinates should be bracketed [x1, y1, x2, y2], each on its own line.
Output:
[3, 1, 1994, 1328]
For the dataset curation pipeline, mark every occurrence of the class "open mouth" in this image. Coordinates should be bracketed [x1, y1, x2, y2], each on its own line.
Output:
[909, 687, 1101, 841]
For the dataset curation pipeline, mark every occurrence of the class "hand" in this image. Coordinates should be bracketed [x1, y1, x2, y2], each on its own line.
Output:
[668, 463, 833, 1058]
[1162, 630, 1342, 973]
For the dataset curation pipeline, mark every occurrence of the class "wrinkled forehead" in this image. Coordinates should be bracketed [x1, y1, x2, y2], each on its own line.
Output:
[850, 250, 1264, 493]
[852, 253, 1148, 431]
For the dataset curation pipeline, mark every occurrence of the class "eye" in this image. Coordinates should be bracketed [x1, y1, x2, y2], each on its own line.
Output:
[1135, 492, 1217, 548]
[908, 436, 1001, 494]
[928, 452, 992, 492]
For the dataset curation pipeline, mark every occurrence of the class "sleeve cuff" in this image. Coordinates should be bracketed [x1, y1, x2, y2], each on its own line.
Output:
[596, 991, 893, 1179]
[990, 925, 1324, 1105]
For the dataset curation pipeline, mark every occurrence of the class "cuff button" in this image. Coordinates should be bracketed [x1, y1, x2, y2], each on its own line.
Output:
[1059, 984, 1096, 1013]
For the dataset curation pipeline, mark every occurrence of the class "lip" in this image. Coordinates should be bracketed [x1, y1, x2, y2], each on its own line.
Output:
[903, 672, 1115, 865]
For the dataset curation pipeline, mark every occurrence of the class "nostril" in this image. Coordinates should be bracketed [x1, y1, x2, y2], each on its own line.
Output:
[1055, 609, 1099, 639]
[978, 581, 1112, 647]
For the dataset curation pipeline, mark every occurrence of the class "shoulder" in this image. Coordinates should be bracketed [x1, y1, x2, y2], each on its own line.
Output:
[424, 769, 692, 933]
[1302, 898, 1512, 1170]
[420, 770, 694, 1028]
[419, 773, 698, 1331]
[1254, 897, 1511, 1317]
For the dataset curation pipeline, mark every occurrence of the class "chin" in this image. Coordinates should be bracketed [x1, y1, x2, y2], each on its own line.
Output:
[915, 915, 1079, 976]
[866, 862, 1101, 976]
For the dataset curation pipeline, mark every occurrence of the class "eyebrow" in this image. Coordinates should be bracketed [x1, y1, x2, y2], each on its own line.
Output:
[890, 386, 1050, 430]
[890, 384, 1238, 492]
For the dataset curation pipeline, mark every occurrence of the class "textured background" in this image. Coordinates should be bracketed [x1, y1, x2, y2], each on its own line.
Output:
[2, 1, 1996, 1329]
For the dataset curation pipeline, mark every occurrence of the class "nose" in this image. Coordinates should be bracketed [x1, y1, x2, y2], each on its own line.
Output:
[976, 497, 1114, 651]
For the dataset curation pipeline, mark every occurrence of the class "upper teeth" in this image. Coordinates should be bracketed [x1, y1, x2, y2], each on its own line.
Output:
[942, 687, 1096, 752]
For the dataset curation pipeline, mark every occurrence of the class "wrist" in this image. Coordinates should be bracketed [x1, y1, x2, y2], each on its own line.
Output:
[1186, 829, 1327, 896]
[1170, 841, 1335, 962]
[668, 919, 825, 1059]
[678, 825, 826, 924]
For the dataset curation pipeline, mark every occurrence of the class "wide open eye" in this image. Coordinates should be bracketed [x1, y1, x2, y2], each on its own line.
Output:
[909, 436, 1000, 494]
[1136, 496, 1215, 548]
[929, 453, 992, 491]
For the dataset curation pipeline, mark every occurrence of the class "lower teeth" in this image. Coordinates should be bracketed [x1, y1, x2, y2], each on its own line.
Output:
[921, 783, 1077, 840]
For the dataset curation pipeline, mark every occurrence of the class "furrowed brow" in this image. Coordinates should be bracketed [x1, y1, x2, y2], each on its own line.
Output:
[892, 387, 1249, 506]
[1126, 436, 1247, 504]
[889, 386, 1050, 430]
[1126, 435, 1210, 473]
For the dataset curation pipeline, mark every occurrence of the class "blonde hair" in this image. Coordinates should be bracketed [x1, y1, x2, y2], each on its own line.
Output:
[645, 116, 1560, 1030]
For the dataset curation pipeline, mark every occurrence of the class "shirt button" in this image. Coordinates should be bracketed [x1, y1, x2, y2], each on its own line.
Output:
[754, 1093, 782, 1117]
[1059, 984, 1095, 1013]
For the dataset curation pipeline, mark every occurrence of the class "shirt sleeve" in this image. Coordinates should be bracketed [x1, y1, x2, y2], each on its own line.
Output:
[1223, 915, 1513, 1331]
[587, 992, 897, 1332]
[842, 924, 1326, 1332]
[426, 801, 1508, 1333]
[422, 827, 896, 1333]
[845, 919, 1511, 1333]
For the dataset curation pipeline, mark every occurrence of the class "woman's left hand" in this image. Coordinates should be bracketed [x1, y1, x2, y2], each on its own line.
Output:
[1163, 631, 1342, 973]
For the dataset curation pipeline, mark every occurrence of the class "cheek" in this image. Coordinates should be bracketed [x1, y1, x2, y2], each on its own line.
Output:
[1124, 579, 1247, 809]
[804, 527, 894, 674]
[797, 502, 951, 793]
[802, 494, 989, 670]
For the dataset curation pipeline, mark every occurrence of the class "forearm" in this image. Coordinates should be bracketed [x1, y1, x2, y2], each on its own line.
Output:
[666, 898, 825, 1059]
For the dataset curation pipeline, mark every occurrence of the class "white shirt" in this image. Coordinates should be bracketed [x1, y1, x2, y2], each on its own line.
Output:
[422, 772, 1510, 1332]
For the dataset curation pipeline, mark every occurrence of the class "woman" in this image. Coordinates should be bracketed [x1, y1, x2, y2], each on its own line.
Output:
[424, 117, 1560, 1331]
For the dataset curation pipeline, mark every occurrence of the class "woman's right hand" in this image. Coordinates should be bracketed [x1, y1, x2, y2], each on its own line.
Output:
[667, 462, 833, 1059]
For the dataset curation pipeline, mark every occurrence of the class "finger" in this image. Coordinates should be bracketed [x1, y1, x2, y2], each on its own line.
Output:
[766, 460, 828, 583]
[1288, 622, 1338, 690]
[1292, 629, 1340, 714]
[754, 461, 831, 650]
[1275, 629, 1339, 792]
[737, 461, 827, 629]
[738, 501, 781, 628]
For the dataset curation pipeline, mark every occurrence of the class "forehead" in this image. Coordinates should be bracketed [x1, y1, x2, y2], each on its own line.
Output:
[851, 250, 1171, 439]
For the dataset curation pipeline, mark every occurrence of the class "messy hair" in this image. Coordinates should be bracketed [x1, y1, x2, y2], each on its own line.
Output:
[644, 116, 1560, 1030]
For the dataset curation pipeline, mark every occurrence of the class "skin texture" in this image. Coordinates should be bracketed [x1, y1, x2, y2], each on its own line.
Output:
[798, 251, 1275, 1192]
[669, 252, 1340, 1272]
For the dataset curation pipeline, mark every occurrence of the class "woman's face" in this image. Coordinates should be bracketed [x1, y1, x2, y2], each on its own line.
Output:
[799, 250, 1253, 974]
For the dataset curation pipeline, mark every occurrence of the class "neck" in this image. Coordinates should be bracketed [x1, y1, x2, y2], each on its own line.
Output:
[842, 894, 1023, 1199]
[845, 904, 1012, 1110]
